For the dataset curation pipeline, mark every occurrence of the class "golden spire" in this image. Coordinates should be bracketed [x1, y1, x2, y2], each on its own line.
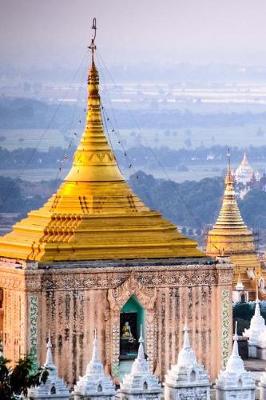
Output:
[206, 151, 261, 289]
[0, 20, 203, 262]
[65, 18, 123, 183]
[214, 149, 246, 230]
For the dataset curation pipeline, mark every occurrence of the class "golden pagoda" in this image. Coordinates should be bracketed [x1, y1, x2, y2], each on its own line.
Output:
[0, 31, 202, 263]
[206, 156, 262, 297]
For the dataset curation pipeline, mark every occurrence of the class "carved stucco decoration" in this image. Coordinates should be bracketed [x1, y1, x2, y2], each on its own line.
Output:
[221, 288, 231, 368]
[107, 273, 157, 380]
[108, 273, 156, 311]
[21, 262, 233, 293]
[29, 294, 38, 368]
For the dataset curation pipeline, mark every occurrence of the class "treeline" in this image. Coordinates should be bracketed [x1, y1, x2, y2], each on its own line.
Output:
[0, 98, 75, 129]
[129, 171, 266, 230]
[2, 97, 266, 130]
[0, 176, 59, 214]
[0, 145, 266, 170]
[1, 172, 266, 233]
[0, 147, 73, 169]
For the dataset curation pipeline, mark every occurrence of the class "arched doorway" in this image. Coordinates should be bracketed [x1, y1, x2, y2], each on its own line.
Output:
[119, 295, 144, 376]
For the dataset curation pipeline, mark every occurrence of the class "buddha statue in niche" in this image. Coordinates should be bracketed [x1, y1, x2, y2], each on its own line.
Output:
[121, 321, 136, 343]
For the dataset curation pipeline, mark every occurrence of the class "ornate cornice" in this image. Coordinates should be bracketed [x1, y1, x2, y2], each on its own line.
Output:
[0, 260, 233, 292]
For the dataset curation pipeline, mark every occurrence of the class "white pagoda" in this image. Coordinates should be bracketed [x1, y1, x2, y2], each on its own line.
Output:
[27, 333, 70, 399]
[73, 331, 115, 400]
[117, 328, 162, 400]
[232, 274, 249, 303]
[243, 297, 266, 359]
[164, 324, 210, 400]
[235, 152, 255, 185]
[216, 324, 255, 400]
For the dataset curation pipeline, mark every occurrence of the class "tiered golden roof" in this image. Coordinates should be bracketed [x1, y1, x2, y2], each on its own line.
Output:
[0, 53, 203, 263]
[206, 161, 261, 287]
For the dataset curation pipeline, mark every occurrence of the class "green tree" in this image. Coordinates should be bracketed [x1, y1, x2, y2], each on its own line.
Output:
[0, 354, 48, 400]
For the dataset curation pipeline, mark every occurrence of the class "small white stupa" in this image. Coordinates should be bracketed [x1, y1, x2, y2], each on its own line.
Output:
[28, 333, 70, 399]
[232, 274, 248, 303]
[216, 323, 255, 400]
[117, 327, 162, 400]
[164, 323, 210, 400]
[73, 330, 115, 400]
[243, 295, 266, 359]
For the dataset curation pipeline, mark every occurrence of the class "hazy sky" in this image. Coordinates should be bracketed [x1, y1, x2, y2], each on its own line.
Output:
[1, 0, 266, 68]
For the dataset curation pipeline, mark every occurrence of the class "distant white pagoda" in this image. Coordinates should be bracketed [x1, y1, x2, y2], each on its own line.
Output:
[235, 152, 255, 185]
[28, 333, 69, 399]
[216, 323, 255, 400]
[232, 274, 249, 303]
[73, 331, 115, 400]
[244, 297, 266, 359]
[164, 323, 210, 400]
[118, 327, 162, 400]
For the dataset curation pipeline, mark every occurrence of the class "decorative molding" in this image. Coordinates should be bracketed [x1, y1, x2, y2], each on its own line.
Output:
[108, 273, 156, 311]
[29, 295, 38, 366]
[23, 264, 233, 292]
[221, 289, 231, 368]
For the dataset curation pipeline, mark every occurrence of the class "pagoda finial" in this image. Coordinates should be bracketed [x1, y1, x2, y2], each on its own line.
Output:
[44, 331, 55, 370]
[177, 322, 197, 367]
[225, 147, 234, 185]
[137, 325, 145, 360]
[183, 320, 191, 349]
[224, 320, 246, 373]
[227, 147, 231, 173]
[256, 280, 259, 302]
[88, 17, 97, 64]
[91, 328, 100, 362]
[232, 321, 239, 356]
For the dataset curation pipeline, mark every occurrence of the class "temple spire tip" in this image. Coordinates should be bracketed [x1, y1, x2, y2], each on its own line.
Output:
[225, 147, 234, 186]
[88, 17, 97, 64]
[227, 147, 231, 172]
[232, 321, 239, 356]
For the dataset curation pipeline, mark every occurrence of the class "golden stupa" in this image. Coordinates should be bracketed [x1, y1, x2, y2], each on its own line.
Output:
[0, 46, 203, 263]
[206, 158, 262, 292]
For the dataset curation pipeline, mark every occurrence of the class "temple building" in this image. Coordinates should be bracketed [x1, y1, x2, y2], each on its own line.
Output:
[206, 158, 263, 299]
[0, 21, 232, 384]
